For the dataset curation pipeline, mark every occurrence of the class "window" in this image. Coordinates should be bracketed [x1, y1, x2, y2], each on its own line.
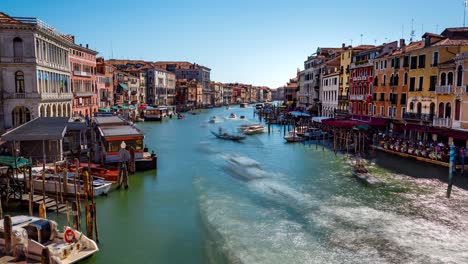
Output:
[438, 102, 444, 118]
[404, 72, 408, 85]
[388, 106, 392, 117]
[380, 93, 385, 101]
[401, 107, 406, 118]
[455, 100, 461, 121]
[395, 57, 400, 69]
[448, 72, 453, 85]
[375, 62, 379, 70]
[382, 75, 386, 86]
[429, 76, 437, 91]
[410, 56, 417, 69]
[433, 52, 439, 66]
[13, 37, 23, 58]
[373, 105, 377, 115]
[400, 93, 406, 105]
[391, 58, 395, 68]
[384, 60, 387, 68]
[445, 103, 451, 118]
[409, 77, 416, 91]
[441, 72, 447, 85]
[403, 56, 409, 67]
[380, 106, 384, 115]
[418, 76, 423, 91]
[15, 71, 24, 93]
[418, 55, 426, 68]
[457, 66, 463, 86]
[374, 76, 379, 86]
[410, 102, 414, 112]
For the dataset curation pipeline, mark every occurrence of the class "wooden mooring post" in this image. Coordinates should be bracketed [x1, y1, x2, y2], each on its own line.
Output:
[4, 215, 12, 256]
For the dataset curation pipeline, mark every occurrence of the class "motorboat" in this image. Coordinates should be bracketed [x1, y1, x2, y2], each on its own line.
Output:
[228, 113, 237, 119]
[242, 125, 265, 135]
[284, 131, 304, 143]
[225, 155, 264, 181]
[177, 114, 184, 119]
[255, 103, 264, 110]
[352, 164, 384, 186]
[69, 163, 119, 182]
[240, 103, 248, 108]
[211, 130, 246, 141]
[29, 171, 112, 197]
[209, 116, 222, 123]
[0, 215, 98, 263]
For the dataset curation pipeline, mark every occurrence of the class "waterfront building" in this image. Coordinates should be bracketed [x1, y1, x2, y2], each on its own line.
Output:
[146, 68, 176, 106]
[96, 57, 114, 108]
[263, 87, 272, 102]
[271, 87, 285, 101]
[349, 42, 398, 116]
[113, 71, 129, 106]
[222, 85, 232, 104]
[70, 43, 98, 117]
[154, 62, 211, 105]
[127, 74, 139, 106]
[284, 77, 298, 105]
[210, 82, 223, 106]
[0, 13, 73, 130]
[320, 56, 340, 117]
[453, 52, 468, 130]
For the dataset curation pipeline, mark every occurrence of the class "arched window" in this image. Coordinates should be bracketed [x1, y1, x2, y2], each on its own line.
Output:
[15, 71, 24, 94]
[445, 102, 451, 118]
[457, 65, 463, 87]
[416, 102, 422, 114]
[410, 102, 414, 112]
[441, 72, 447, 85]
[13, 37, 23, 58]
[429, 102, 435, 116]
[448, 72, 453, 85]
[390, 74, 394, 86]
[455, 100, 461, 121]
[11, 106, 31, 128]
[438, 102, 444, 118]
[394, 74, 399, 86]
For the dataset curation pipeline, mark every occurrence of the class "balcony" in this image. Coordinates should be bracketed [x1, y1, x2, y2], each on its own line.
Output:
[350, 61, 373, 68]
[73, 70, 92, 77]
[338, 95, 348, 101]
[435, 85, 453, 94]
[74, 91, 96, 97]
[403, 113, 434, 122]
[433, 117, 451, 128]
[349, 94, 364, 100]
[14, 93, 25, 99]
[41, 92, 73, 100]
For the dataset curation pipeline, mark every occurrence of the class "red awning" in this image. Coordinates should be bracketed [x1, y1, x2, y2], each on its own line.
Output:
[322, 119, 364, 128]
[369, 118, 389, 127]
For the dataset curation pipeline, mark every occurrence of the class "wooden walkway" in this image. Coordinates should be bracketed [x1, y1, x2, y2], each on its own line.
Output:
[20, 194, 68, 213]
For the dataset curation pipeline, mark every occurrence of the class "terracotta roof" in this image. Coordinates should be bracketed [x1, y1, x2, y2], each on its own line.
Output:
[353, 45, 376, 50]
[432, 38, 468, 46]
[391, 40, 424, 56]
[422, 32, 444, 39]
[0, 12, 21, 24]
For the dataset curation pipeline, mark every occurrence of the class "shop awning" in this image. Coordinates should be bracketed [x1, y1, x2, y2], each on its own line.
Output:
[119, 83, 128, 90]
[99, 107, 111, 112]
[322, 119, 364, 128]
[0, 156, 32, 168]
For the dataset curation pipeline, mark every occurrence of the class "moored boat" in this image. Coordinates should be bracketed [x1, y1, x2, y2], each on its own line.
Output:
[240, 103, 248, 108]
[0, 215, 98, 263]
[209, 116, 222, 123]
[284, 131, 304, 143]
[228, 113, 237, 119]
[241, 125, 265, 135]
[211, 130, 246, 141]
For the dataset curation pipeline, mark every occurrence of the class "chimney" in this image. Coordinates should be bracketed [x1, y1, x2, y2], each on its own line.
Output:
[79, 44, 82, 47]
[399, 39, 405, 48]
[342, 43, 345, 49]
[86, 44, 89, 49]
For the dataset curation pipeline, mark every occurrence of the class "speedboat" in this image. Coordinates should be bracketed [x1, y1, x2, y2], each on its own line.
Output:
[242, 125, 265, 135]
[284, 131, 304, 143]
[228, 113, 237, 119]
[0, 215, 98, 263]
[209, 116, 222, 123]
[352, 164, 384, 186]
[225, 155, 264, 181]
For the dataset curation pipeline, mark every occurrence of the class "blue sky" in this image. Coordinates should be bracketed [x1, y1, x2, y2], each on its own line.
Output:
[0, 0, 464, 87]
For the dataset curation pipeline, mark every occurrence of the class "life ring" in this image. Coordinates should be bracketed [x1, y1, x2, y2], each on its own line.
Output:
[64, 229, 75, 243]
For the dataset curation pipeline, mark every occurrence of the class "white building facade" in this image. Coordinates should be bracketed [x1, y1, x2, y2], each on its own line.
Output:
[0, 14, 73, 130]
[147, 68, 176, 106]
[321, 72, 339, 117]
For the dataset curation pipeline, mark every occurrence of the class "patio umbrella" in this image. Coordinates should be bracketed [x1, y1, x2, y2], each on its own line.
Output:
[111, 106, 119, 110]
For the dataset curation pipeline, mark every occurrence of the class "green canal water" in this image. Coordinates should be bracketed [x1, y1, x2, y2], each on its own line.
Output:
[46, 105, 468, 263]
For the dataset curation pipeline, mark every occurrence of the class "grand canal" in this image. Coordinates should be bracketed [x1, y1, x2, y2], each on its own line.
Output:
[54, 105, 468, 263]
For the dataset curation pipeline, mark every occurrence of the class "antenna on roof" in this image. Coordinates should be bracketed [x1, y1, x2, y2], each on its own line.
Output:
[350, 39, 353, 46]
[421, 24, 424, 37]
[360, 34, 363, 45]
[410, 19, 415, 42]
[374, 39, 377, 45]
[111, 40, 114, 59]
[401, 24, 404, 39]
[464, 0, 468, 27]
[436, 24, 439, 33]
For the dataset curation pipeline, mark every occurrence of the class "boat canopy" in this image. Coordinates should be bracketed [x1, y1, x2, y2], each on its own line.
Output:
[0, 156, 32, 168]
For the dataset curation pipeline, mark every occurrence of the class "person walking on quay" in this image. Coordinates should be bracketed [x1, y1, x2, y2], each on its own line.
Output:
[118, 141, 130, 190]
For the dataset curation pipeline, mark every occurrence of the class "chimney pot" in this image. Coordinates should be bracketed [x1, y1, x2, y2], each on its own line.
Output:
[342, 43, 345, 48]
[86, 44, 89, 48]
[399, 39, 405, 48]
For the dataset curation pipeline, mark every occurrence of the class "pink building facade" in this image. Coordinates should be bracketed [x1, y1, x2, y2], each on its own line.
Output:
[70, 44, 98, 116]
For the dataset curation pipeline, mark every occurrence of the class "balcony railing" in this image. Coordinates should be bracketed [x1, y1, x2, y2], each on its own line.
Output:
[13, 57, 23, 63]
[74, 91, 96, 97]
[349, 94, 364, 100]
[338, 95, 348, 101]
[435, 85, 453, 94]
[403, 113, 434, 122]
[433, 117, 451, 128]
[73, 70, 92, 77]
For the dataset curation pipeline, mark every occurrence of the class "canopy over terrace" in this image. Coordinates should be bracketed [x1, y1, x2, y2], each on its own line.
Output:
[1, 117, 70, 163]
[321, 119, 365, 128]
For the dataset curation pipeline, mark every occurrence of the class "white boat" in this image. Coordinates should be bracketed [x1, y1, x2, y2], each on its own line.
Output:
[242, 125, 265, 135]
[0, 215, 98, 263]
[209, 116, 222, 123]
[29, 172, 112, 197]
[284, 131, 304, 143]
[228, 113, 237, 119]
[225, 155, 264, 181]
